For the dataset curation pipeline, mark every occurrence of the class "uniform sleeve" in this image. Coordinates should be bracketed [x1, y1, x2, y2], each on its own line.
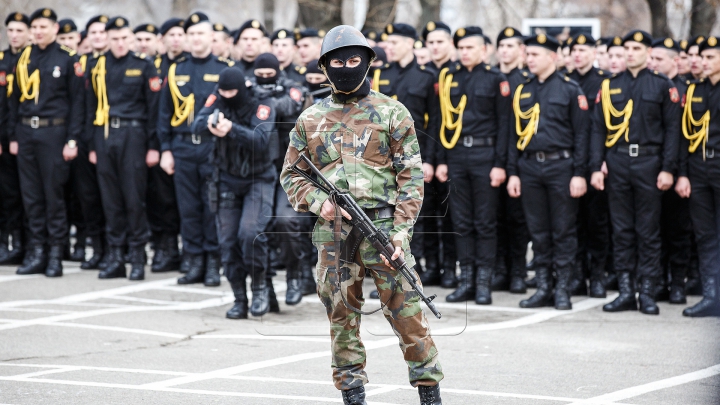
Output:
[280, 118, 330, 216]
[67, 54, 85, 143]
[677, 86, 691, 178]
[84, 58, 97, 151]
[570, 86, 590, 177]
[589, 88, 607, 173]
[156, 75, 173, 152]
[388, 108, 424, 249]
[191, 91, 216, 137]
[0, 62, 7, 143]
[494, 73, 511, 169]
[423, 75, 440, 166]
[7, 58, 20, 142]
[143, 59, 162, 150]
[506, 100, 520, 177]
[662, 79, 681, 174]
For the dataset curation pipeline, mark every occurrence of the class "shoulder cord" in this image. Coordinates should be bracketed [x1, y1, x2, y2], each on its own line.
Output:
[601, 78, 633, 147]
[512, 84, 540, 151]
[91, 55, 110, 138]
[682, 83, 710, 160]
[17, 46, 40, 104]
[438, 67, 467, 149]
[168, 63, 195, 127]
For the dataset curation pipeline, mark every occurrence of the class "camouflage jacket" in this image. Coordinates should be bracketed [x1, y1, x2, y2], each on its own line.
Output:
[280, 90, 424, 248]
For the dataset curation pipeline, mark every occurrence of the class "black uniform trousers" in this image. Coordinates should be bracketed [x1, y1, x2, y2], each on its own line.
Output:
[518, 157, 578, 275]
[576, 183, 610, 271]
[71, 148, 105, 239]
[147, 165, 180, 237]
[0, 139, 24, 234]
[496, 184, 530, 267]
[95, 127, 149, 248]
[217, 171, 275, 282]
[447, 146, 498, 269]
[416, 179, 457, 266]
[171, 136, 218, 256]
[687, 155, 720, 277]
[272, 182, 313, 272]
[15, 125, 70, 247]
[606, 151, 663, 279]
[660, 189, 692, 273]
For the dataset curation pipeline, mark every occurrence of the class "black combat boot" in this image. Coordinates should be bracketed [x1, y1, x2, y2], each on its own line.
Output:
[128, 247, 146, 281]
[683, 275, 720, 317]
[204, 253, 221, 286]
[268, 278, 280, 313]
[519, 267, 554, 308]
[440, 259, 457, 289]
[474, 267, 492, 305]
[2, 230, 25, 265]
[226, 280, 249, 319]
[301, 265, 317, 296]
[179, 252, 191, 274]
[567, 261, 588, 296]
[177, 254, 205, 284]
[653, 276, 670, 302]
[491, 257, 510, 291]
[525, 258, 537, 288]
[685, 264, 702, 296]
[250, 271, 270, 317]
[554, 269, 572, 310]
[164, 234, 182, 270]
[420, 256, 442, 286]
[638, 277, 660, 315]
[341, 386, 367, 405]
[150, 239, 167, 272]
[603, 271, 619, 291]
[70, 235, 86, 262]
[45, 245, 64, 277]
[669, 265, 687, 304]
[509, 256, 527, 294]
[16, 245, 47, 275]
[446, 264, 475, 302]
[285, 265, 303, 305]
[419, 384, 442, 405]
[99, 241, 113, 270]
[81, 236, 104, 270]
[0, 232, 9, 263]
[588, 258, 607, 298]
[603, 272, 637, 312]
[98, 247, 127, 279]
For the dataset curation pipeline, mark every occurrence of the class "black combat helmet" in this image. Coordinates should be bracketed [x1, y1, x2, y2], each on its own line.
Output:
[318, 25, 376, 69]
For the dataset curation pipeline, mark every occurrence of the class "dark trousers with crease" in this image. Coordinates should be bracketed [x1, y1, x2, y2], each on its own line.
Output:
[687, 155, 720, 277]
[0, 138, 25, 234]
[147, 165, 180, 237]
[576, 183, 610, 272]
[71, 148, 105, 240]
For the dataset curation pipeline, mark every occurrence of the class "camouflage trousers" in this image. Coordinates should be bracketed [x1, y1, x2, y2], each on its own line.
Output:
[313, 217, 444, 390]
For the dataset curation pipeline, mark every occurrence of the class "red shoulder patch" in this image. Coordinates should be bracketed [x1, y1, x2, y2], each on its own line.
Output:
[149, 77, 162, 92]
[74, 62, 83, 77]
[669, 87, 679, 103]
[595, 90, 601, 105]
[0, 71, 6, 86]
[500, 81, 510, 97]
[205, 94, 217, 107]
[578, 95, 589, 111]
[289, 87, 302, 102]
[433, 82, 439, 95]
[256, 104, 271, 120]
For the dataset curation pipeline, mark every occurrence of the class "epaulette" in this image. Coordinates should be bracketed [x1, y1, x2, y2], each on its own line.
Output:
[416, 63, 435, 77]
[294, 65, 306, 74]
[132, 52, 148, 60]
[217, 56, 235, 66]
[175, 56, 188, 64]
[597, 69, 607, 76]
[60, 44, 77, 56]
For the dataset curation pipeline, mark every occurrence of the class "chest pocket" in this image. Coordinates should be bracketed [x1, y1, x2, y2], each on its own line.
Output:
[307, 131, 341, 166]
[122, 75, 143, 95]
[473, 85, 496, 112]
[358, 123, 390, 166]
[641, 91, 664, 123]
[545, 96, 570, 122]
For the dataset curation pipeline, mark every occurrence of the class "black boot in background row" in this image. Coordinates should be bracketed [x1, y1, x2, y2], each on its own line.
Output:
[204, 253, 221, 286]
[638, 277, 660, 315]
[420, 256, 441, 286]
[1, 230, 25, 265]
[16, 245, 47, 275]
[99, 247, 127, 279]
[81, 236, 104, 270]
[509, 256, 527, 294]
[669, 265, 687, 304]
[440, 259, 457, 289]
[446, 264, 475, 302]
[490, 257, 509, 291]
[128, 247, 146, 281]
[268, 279, 280, 313]
[683, 275, 720, 317]
[301, 264, 317, 296]
[177, 254, 205, 284]
[554, 269, 572, 310]
[250, 272, 270, 317]
[520, 267, 553, 308]
[285, 263, 303, 305]
[45, 245, 64, 278]
[603, 272, 637, 312]
[474, 266, 492, 305]
[226, 280, 249, 319]
[588, 258, 607, 298]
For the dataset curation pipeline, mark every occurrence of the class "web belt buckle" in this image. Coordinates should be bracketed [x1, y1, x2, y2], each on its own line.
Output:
[30, 116, 40, 129]
[535, 151, 546, 162]
[463, 136, 473, 147]
[191, 134, 202, 145]
[110, 117, 121, 129]
[629, 144, 639, 157]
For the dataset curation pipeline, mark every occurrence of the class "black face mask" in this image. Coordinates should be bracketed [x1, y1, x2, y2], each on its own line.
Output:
[255, 73, 278, 86]
[307, 79, 328, 93]
[323, 46, 371, 94]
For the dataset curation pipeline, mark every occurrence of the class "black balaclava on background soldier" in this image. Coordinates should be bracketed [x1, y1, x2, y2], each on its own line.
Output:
[321, 45, 372, 102]
[253, 53, 281, 85]
[305, 59, 328, 93]
[218, 67, 255, 125]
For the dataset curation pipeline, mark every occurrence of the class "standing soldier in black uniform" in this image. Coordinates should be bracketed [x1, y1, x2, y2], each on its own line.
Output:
[649, 37, 691, 304]
[8, 8, 84, 277]
[687, 36, 705, 81]
[507, 34, 589, 310]
[234, 20, 267, 72]
[158, 12, 235, 287]
[0, 12, 31, 266]
[590, 30, 680, 315]
[85, 16, 161, 280]
[134, 24, 160, 59]
[295, 28, 324, 67]
[371, 23, 441, 297]
[194, 67, 279, 318]
[675, 36, 720, 317]
[566, 33, 610, 298]
[435, 26, 511, 305]
[596, 37, 611, 71]
[271, 29, 306, 84]
[57, 19, 80, 50]
[493, 26, 531, 294]
[212, 23, 233, 59]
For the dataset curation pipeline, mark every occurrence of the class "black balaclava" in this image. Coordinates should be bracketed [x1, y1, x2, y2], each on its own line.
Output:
[322, 45, 372, 102]
[253, 53, 280, 85]
[218, 67, 254, 123]
[305, 59, 328, 93]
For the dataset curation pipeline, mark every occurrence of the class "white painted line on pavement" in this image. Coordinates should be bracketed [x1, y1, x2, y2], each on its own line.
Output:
[43, 322, 189, 339]
[7, 367, 81, 379]
[191, 334, 330, 343]
[364, 386, 400, 397]
[303, 295, 544, 314]
[564, 363, 720, 405]
[104, 295, 188, 305]
[0, 308, 77, 314]
[0, 363, 189, 376]
[0, 275, 41, 283]
[156, 286, 227, 296]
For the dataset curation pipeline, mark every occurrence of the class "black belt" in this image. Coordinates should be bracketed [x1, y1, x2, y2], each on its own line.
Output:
[460, 136, 495, 147]
[522, 149, 571, 162]
[177, 133, 214, 145]
[107, 118, 145, 128]
[616, 144, 661, 157]
[362, 206, 394, 220]
[21, 117, 65, 128]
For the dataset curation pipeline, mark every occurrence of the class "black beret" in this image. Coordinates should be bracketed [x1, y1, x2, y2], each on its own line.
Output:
[699, 36, 720, 53]
[294, 28, 325, 42]
[184, 12, 210, 32]
[496, 26, 522, 44]
[679, 39, 689, 51]
[689, 35, 706, 49]
[106, 16, 130, 31]
[29, 8, 58, 23]
[85, 15, 109, 31]
[80, 30, 87, 42]
[622, 30, 652, 47]
[213, 23, 230, 35]
[651, 37, 680, 52]
[595, 36, 612, 47]
[483, 35, 493, 46]
[608, 35, 624, 48]
[524, 34, 561, 52]
[58, 19, 77, 34]
[384, 23, 417, 40]
[235, 19, 267, 43]
[421, 21, 451, 42]
[571, 33, 595, 48]
[134, 23, 158, 34]
[270, 28, 294, 43]
[5, 12, 30, 27]
[362, 30, 378, 41]
[160, 18, 184, 35]
[372, 46, 387, 64]
[453, 26, 484, 47]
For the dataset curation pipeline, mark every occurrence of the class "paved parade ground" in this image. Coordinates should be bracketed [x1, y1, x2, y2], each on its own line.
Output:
[0, 260, 719, 405]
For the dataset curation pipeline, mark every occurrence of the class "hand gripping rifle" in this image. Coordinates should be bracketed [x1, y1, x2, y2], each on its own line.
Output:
[291, 154, 441, 319]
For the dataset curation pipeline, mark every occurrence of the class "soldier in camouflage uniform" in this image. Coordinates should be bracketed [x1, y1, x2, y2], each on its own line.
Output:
[280, 25, 443, 405]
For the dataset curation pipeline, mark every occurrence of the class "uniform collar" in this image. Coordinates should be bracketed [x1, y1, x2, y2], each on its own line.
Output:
[190, 52, 213, 64]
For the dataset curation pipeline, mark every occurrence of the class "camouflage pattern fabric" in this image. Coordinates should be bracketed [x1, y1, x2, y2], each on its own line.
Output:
[280, 91, 443, 390]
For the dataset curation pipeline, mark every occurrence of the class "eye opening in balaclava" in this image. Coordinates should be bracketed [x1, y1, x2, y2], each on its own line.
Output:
[321, 45, 373, 95]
